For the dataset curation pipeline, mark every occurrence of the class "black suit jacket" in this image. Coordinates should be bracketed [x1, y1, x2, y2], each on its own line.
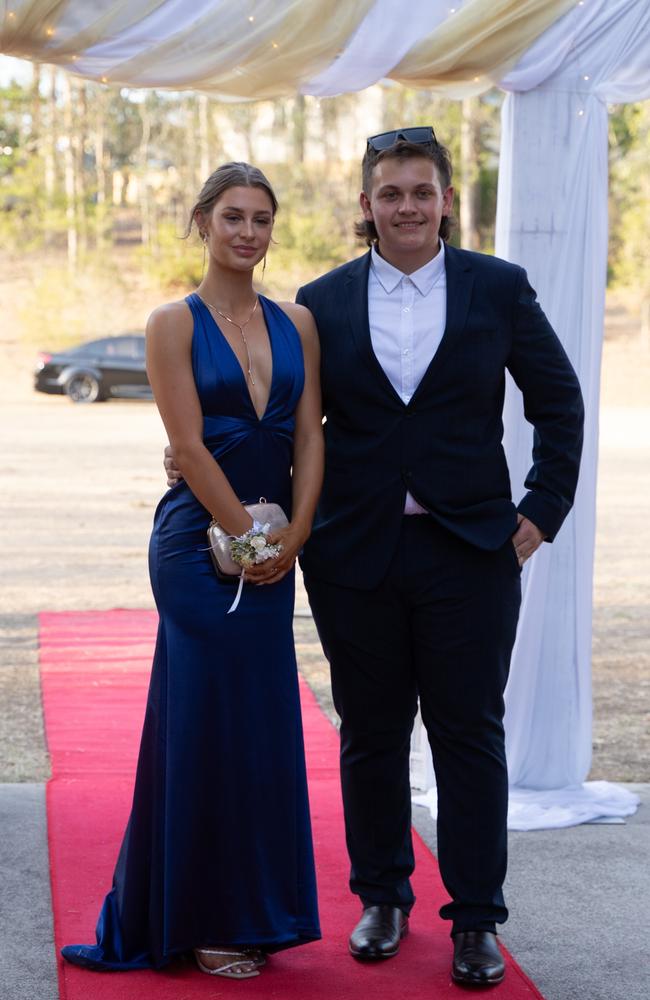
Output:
[296, 245, 584, 589]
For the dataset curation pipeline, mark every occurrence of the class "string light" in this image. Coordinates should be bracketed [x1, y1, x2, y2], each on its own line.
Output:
[8, 11, 16, 18]
[583, 74, 590, 80]
[101, 76, 108, 83]
[473, 76, 480, 82]
[46, 26, 55, 36]
[271, 41, 279, 49]
[578, 109, 584, 116]
[248, 15, 254, 21]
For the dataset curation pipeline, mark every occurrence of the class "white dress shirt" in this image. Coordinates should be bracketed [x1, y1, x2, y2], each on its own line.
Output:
[368, 242, 447, 514]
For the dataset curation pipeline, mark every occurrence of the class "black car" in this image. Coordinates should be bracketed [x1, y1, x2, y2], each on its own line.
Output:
[34, 333, 152, 403]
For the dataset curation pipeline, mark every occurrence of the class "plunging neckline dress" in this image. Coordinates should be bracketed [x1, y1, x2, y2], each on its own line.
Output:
[61, 293, 321, 970]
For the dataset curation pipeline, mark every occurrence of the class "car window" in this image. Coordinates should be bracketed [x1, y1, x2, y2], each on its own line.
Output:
[67, 339, 110, 357]
[103, 338, 133, 358]
[67, 336, 145, 359]
[108, 337, 146, 359]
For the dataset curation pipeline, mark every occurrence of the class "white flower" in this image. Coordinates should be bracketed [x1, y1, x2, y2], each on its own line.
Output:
[230, 525, 283, 570]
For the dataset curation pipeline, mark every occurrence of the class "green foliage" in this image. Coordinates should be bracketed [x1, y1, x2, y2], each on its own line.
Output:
[270, 165, 357, 284]
[0, 77, 41, 243]
[380, 84, 463, 172]
[18, 256, 132, 349]
[105, 89, 145, 167]
[1, 153, 45, 248]
[1, 70, 648, 337]
[478, 164, 498, 253]
[269, 206, 352, 298]
[0, 79, 29, 166]
[609, 103, 643, 157]
[608, 102, 650, 296]
[137, 220, 203, 290]
[0, 120, 20, 177]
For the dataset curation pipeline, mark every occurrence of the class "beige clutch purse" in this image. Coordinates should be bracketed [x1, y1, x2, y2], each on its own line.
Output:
[207, 498, 288, 581]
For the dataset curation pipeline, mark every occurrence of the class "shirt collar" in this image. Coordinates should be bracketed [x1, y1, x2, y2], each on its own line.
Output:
[370, 240, 446, 296]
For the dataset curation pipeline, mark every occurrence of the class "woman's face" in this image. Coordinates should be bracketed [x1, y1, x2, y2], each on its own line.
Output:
[199, 185, 274, 272]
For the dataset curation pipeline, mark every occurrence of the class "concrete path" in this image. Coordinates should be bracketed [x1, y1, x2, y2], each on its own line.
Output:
[413, 787, 648, 1000]
[1, 766, 646, 1000]
[0, 783, 58, 1000]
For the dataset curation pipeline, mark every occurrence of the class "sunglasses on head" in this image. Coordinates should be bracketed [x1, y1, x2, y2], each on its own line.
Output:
[366, 126, 437, 152]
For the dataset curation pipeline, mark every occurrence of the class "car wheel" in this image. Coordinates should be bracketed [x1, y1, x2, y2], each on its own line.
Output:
[65, 373, 103, 403]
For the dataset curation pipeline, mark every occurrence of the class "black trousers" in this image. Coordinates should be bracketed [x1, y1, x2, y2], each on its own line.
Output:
[304, 515, 521, 934]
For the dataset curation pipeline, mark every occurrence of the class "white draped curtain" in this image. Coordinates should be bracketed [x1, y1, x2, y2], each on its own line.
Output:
[497, 0, 650, 814]
[417, 0, 648, 827]
[3, 0, 648, 829]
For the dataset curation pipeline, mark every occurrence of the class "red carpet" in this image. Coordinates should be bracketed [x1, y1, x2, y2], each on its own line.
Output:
[41, 609, 544, 999]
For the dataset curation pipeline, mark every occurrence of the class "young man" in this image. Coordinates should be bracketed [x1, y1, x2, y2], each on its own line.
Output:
[295, 127, 583, 986]
[167, 128, 583, 985]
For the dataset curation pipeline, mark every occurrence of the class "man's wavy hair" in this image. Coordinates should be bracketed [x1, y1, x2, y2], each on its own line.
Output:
[354, 138, 455, 246]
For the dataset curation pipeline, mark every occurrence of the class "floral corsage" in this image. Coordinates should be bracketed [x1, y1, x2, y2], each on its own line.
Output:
[230, 520, 283, 569]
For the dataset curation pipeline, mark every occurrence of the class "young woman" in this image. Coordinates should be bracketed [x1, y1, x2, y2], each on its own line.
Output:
[62, 162, 323, 979]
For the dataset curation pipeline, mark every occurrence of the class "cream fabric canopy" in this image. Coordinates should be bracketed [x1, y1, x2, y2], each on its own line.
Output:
[1, 0, 575, 99]
[2, 0, 649, 830]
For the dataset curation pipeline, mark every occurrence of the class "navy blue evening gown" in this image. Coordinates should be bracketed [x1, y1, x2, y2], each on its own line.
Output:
[62, 293, 321, 970]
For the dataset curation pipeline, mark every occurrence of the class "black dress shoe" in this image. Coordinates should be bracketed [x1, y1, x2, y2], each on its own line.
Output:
[349, 904, 409, 960]
[451, 931, 505, 987]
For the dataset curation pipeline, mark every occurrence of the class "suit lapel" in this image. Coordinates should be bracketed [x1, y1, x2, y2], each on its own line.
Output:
[345, 251, 404, 407]
[409, 244, 474, 407]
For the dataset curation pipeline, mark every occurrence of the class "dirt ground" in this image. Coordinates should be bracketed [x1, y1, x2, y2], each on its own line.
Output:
[0, 286, 648, 783]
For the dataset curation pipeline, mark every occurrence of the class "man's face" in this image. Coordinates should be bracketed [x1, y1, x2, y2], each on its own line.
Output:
[360, 156, 453, 272]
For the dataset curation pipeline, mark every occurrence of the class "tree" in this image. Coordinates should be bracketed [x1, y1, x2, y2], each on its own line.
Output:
[60, 72, 78, 272]
[608, 102, 650, 301]
[0, 73, 645, 309]
[460, 98, 481, 250]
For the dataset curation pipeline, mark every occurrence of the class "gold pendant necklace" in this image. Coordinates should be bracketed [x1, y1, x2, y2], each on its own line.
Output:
[200, 294, 259, 385]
